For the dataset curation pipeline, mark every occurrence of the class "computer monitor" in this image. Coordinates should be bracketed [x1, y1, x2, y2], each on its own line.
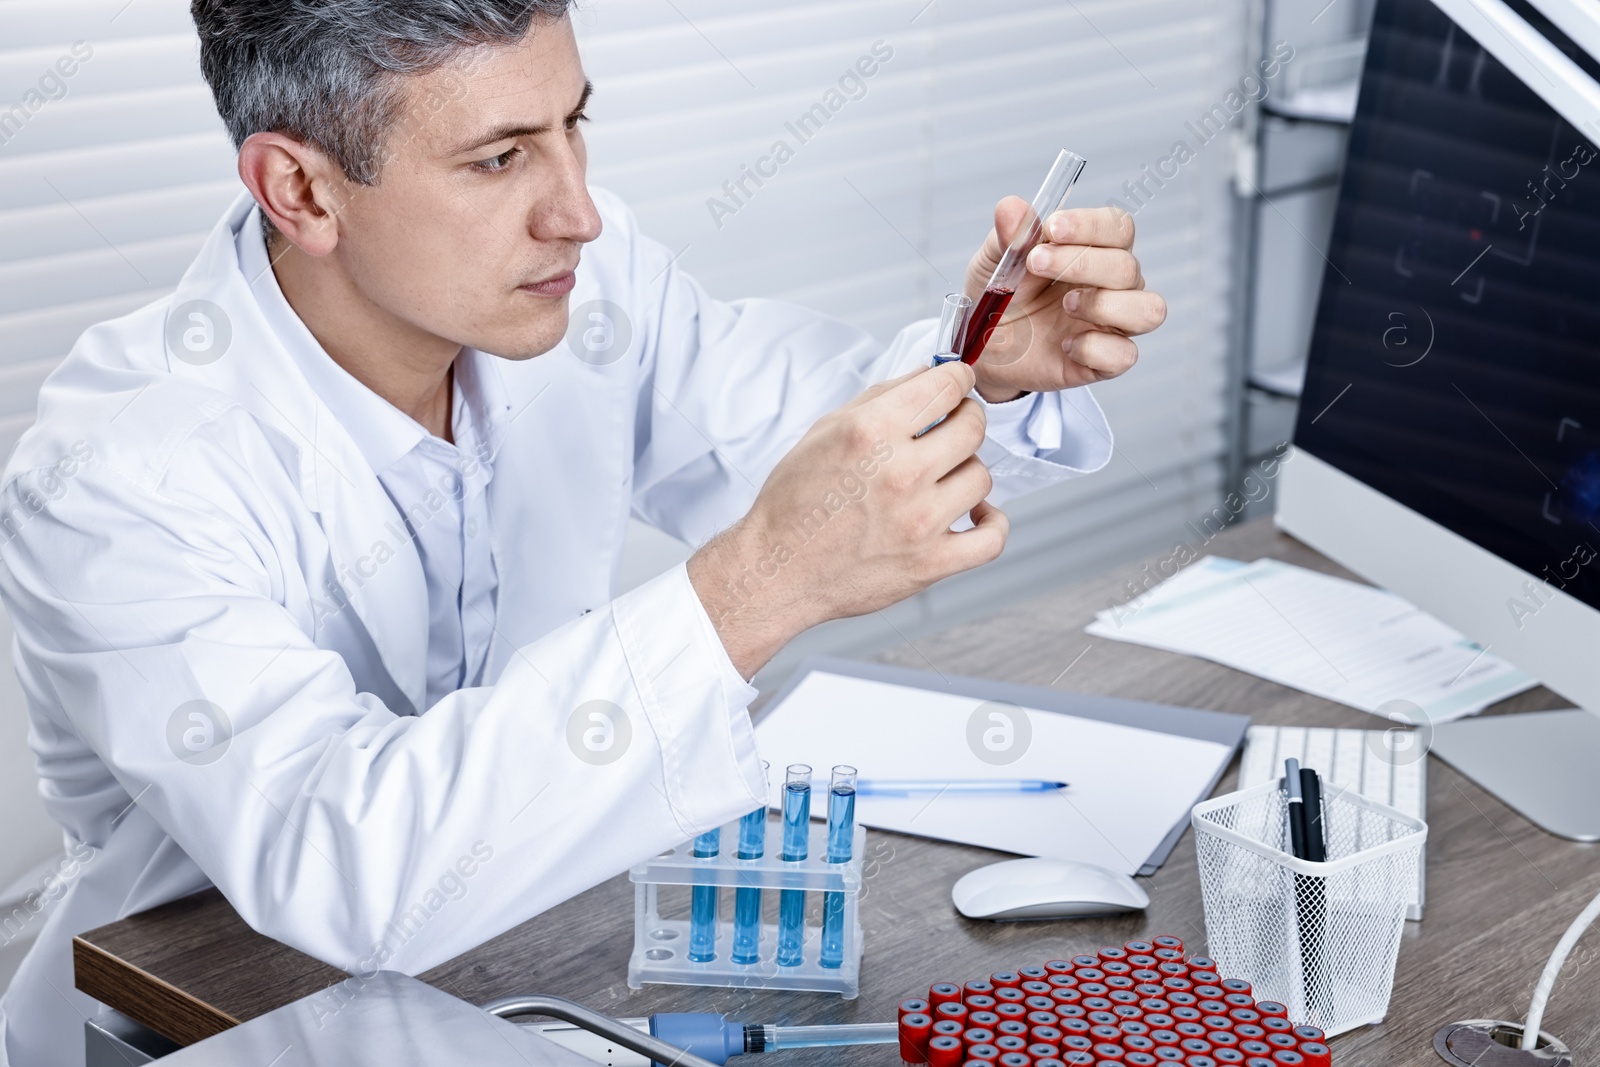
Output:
[1277, 0, 1600, 838]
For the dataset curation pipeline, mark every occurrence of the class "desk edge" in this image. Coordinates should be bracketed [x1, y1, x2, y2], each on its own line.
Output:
[73, 934, 241, 1046]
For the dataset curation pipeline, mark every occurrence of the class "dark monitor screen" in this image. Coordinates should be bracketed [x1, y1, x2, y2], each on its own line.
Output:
[1294, 0, 1600, 611]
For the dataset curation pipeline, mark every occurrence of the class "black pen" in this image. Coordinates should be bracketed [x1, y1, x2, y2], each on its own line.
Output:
[1287, 760, 1325, 1016]
[1300, 767, 1327, 863]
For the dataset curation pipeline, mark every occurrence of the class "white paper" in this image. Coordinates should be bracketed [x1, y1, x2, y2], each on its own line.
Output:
[752, 671, 1233, 877]
[1088, 556, 1537, 723]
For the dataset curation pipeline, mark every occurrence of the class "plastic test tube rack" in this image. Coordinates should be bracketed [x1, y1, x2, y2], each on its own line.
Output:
[628, 817, 867, 998]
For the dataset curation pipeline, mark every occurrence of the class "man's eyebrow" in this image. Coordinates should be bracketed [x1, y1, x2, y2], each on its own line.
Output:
[446, 80, 594, 156]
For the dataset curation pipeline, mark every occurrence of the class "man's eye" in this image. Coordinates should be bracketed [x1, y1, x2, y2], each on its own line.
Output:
[565, 111, 589, 131]
[472, 146, 521, 173]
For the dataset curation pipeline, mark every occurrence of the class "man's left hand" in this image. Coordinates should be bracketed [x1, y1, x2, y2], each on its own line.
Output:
[963, 201, 1167, 403]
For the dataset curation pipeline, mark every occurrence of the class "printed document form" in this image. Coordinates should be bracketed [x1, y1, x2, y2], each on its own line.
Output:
[1086, 557, 1535, 723]
[753, 670, 1235, 877]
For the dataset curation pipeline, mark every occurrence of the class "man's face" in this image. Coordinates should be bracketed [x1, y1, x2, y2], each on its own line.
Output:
[329, 16, 602, 361]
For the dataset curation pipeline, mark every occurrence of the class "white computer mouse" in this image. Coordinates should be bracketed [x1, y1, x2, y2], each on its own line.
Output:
[951, 857, 1150, 921]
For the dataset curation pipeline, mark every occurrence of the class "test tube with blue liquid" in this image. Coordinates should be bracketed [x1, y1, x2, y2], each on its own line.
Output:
[820, 765, 856, 969]
[931, 292, 974, 368]
[776, 763, 811, 967]
[731, 762, 769, 965]
[688, 826, 719, 963]
[918, 293, 974, 437]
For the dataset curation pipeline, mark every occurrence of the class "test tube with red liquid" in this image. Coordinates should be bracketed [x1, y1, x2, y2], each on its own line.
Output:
[958, 148, 1088, 366]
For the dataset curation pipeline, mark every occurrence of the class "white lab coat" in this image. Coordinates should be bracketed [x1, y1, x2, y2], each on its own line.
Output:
[0, 188, 1112, 1066]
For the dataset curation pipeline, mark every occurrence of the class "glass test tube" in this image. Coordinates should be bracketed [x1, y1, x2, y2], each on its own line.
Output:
[776, 763, 811, 967]
[931, 292, 975, 366]
[917, 293, 977, 438]
[820, 765, 857, 969]
[731, 762, 769, 965]
[958, 148, 1088, 365]
[688, 826, 720, 963]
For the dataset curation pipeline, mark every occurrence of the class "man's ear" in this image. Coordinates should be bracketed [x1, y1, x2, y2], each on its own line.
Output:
[237, 131, 351, 257]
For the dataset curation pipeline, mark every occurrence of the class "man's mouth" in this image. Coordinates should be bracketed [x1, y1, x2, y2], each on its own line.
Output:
[517, 269, 577, 297]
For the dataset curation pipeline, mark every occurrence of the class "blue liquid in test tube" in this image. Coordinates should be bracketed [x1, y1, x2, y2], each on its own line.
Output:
[688, 827, 720, 963]
[820, 765, 857, 969]
[732, 768, 768, 965]
[776, 763, 811, 967]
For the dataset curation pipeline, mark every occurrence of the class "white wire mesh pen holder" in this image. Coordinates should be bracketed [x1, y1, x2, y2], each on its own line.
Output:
[1191, 779, 1426, 1036]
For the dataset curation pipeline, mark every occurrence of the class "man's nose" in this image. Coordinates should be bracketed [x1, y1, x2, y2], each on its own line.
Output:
[536, 141, 602, 244]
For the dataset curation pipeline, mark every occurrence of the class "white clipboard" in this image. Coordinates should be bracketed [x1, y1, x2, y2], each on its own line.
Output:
[753, 656, 1249, 877]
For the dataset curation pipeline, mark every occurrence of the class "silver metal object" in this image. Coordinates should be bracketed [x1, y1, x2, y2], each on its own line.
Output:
[1433, 1019, 1571, 1066]
[1429, 709, 1600, 842]
[481, 993, 720, 1067]
[84, 1010, 179, 1066]
[144, 971, 714, 1067]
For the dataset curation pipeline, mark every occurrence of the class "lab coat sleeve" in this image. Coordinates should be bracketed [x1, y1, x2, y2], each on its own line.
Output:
[606, 193, 1112, 547]
[0, 432, 767, 976]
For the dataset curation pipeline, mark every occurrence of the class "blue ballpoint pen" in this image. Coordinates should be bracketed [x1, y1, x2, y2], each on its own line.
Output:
[807, 777, 1068, 797]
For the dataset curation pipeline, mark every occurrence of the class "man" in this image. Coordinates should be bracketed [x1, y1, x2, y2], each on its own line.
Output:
[0, 1, 1166, 1062]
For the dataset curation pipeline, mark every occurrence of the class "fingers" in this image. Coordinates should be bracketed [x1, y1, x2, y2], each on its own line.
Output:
[1027, 243, 1142, 290]
[932, 454, 994, 521]
[877, 359, 975, 433]
[1046, 206, 1135, 250]
[1063, 329, 1139, 383]
[916, 397, 988, 478]
[1064, 287, 1168, 336]
[992, 195, 1036, 249]
[847, 366, 924, 409]
[939, 498, 1009, 575]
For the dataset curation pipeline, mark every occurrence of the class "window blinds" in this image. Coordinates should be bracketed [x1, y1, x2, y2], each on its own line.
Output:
[0, 0, 1247, 679]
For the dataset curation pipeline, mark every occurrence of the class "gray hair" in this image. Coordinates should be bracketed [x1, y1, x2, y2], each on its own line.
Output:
[192, 0, 573, 187]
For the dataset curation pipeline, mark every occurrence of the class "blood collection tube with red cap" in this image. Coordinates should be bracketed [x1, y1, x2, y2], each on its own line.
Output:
[1290, 1026, 1324, 1047]
[897, 956, 1330, 1067]
[928, 1034, 966, 1067]
[1264, 1034, 1298, 1054]
[964, 1028, 996, 1051]
[1296, 1045, 1330, 1067]
[938, 1003, 971, 1026]
[902, 1012, 934, 1063]
[957, 149, 1088, 365]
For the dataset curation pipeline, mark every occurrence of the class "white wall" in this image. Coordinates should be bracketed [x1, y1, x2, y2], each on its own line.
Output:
[0, 0, 1252, 900]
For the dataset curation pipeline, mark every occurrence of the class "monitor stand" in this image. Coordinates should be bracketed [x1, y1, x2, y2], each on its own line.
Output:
[1430, 709, 1600, 842]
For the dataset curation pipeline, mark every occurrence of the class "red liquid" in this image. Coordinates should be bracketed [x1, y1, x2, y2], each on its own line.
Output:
[958, 286, 1015, 365]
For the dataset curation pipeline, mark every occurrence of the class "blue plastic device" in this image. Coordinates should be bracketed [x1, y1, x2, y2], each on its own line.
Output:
[648, 1013, 744, 1066]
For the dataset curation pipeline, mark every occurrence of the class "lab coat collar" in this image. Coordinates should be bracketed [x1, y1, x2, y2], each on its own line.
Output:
[166, 191, 432, 714]
[233, 207, 510, 475]
[235, 207, 430, 476]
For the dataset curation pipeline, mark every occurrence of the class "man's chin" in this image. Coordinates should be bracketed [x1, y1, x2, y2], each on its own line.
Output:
[472, 325, 567, 362]
[483, 345, 552, 362]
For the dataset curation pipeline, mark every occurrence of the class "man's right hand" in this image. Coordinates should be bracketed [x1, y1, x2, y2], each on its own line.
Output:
[687, 359, 1009, 678]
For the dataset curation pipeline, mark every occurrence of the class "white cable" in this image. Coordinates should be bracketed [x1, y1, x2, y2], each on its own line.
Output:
[1522, 887, 1600, 1050]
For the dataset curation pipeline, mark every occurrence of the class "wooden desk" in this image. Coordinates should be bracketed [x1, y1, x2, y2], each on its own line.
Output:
[74, 518, 1600, 1063]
